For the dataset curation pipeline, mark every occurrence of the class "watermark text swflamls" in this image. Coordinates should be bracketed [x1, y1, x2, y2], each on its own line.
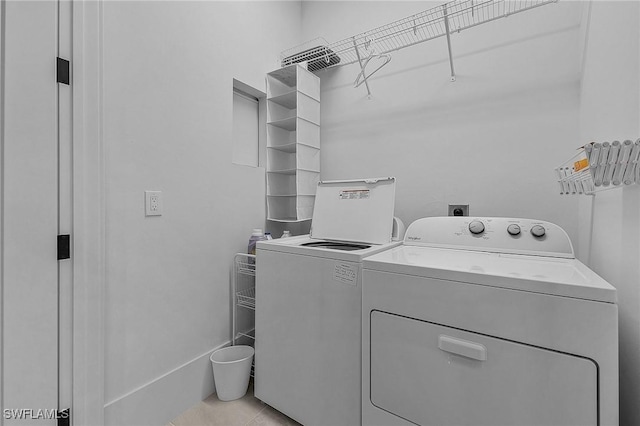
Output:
[3, 409, 69, 420]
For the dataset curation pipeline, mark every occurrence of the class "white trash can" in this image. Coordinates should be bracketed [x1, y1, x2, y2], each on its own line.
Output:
[210, 345, 254, 401]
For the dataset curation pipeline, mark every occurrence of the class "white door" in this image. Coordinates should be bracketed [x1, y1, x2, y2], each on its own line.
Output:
[1, 1, 71, 424]
[370, 311, 598, 426]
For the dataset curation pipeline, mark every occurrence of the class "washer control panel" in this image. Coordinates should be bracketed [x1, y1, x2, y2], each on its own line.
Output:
[404, 217, 574, 258]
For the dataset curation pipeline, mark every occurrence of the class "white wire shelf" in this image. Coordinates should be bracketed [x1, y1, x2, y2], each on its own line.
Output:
[235, 328, 255, 341]
[235, 254, 256, 277]
[280, 0, 557, 73]
[232, 253, 256, 346]
[556, 139, 640, 195]
[236, 287, 256, 310]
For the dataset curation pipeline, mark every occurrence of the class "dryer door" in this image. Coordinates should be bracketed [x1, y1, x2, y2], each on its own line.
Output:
[369, 311, 597, 426]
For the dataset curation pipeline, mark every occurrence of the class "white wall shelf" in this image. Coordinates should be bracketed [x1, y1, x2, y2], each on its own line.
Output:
[266, 64, 320, 222]
[556, 139, 640, 195]
[267, 117, 297, 131]
[267, 169, 297, 175]
[268, 91, 297, 109]
[279, 0, 557, 96]
[268, 143, 297, 154]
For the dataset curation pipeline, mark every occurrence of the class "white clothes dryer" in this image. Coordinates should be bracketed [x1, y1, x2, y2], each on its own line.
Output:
[362, 216, 618, 426]
[255, 178, 401, 426]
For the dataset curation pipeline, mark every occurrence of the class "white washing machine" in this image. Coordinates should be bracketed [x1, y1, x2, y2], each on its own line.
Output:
[255, 177, 401, 426]
[362, 216, 618, 426]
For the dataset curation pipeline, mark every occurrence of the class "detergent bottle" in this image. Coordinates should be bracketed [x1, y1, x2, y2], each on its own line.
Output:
[248, 229, 265, 256]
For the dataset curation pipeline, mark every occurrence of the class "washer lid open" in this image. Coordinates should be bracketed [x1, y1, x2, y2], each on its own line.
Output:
[310, 177, 396, 245]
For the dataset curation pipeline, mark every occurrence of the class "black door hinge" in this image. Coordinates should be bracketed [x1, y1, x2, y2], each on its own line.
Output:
[57, 408, 70, 426]
[57, 57, 70, 85]
[58, 235, 70, 260]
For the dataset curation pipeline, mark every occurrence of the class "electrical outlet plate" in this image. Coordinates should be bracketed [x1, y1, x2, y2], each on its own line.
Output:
[448, 204, 469, 216]
[145, 191, 162, 216]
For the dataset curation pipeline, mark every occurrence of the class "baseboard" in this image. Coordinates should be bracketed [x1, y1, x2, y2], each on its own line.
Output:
[104, 341, 229, 426]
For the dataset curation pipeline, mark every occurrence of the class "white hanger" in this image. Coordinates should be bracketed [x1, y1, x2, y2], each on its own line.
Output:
[354, 37, 392, 88]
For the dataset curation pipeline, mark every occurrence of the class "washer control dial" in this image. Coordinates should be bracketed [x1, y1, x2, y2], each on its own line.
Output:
[468, 220, 485, 235]
[507, 224, 521, 236]
[531, 225, 546, 238]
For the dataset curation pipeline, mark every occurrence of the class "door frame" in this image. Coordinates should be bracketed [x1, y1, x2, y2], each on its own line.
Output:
[70, 1, 105, 424]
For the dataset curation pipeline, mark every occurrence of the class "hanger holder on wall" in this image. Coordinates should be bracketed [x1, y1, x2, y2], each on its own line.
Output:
[279, 0, 558, 96]
[556, 139, 640, 195]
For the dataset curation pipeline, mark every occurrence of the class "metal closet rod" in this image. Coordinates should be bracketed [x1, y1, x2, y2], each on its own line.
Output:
[280, 0, 558, 96]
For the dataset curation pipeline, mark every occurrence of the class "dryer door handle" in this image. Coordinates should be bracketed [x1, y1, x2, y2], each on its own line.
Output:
[438, 335, 487, 361]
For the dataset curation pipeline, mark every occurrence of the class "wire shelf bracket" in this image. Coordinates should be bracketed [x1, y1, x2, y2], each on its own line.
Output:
[443, 3, 456, 82]
[280, 0, 558, 95]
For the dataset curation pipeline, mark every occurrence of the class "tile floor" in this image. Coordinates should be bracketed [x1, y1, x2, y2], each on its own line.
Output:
[168, 381, 300, 426]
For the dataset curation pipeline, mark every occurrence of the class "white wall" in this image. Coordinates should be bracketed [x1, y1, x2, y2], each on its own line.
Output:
[302, 1, 584, 247]
[97, 1, 639, 424]
[578, 1, 640, 423]
[100, 2, 301, 424]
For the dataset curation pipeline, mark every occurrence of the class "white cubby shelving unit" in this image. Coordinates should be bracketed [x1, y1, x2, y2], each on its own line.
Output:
[266, 64, 320, 222]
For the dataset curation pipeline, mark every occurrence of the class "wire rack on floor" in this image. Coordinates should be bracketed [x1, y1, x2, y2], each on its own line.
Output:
[232, 253, 256, 349]
[280, 0, 557, 73]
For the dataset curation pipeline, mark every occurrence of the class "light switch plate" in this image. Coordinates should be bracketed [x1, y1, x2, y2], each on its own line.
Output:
[145, 191, 162, 216]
